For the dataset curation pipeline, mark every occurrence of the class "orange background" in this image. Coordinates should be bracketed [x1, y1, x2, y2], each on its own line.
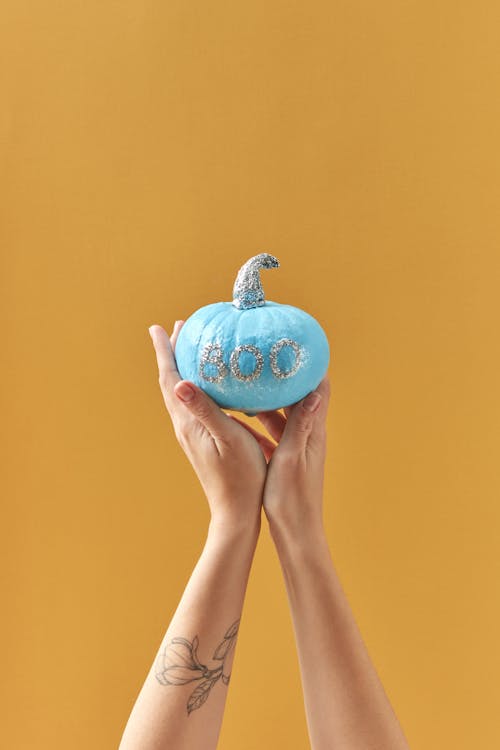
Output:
[2, 2, 499, 748]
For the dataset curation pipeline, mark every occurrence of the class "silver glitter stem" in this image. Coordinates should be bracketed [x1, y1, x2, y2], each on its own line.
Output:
[232, 253, 280, 309]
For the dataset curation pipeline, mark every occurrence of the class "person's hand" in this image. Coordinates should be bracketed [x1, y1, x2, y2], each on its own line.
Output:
[227, 377, 331, 544]
[148, 321, 268, 533]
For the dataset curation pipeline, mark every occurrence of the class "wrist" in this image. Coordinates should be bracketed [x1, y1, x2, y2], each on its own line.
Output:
[268, 515, 328, 561]
[208, 510, 261, 546]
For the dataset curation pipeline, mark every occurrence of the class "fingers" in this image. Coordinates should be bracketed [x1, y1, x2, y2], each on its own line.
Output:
[278, 375, 331, 453]
[306, 376, 330, 449]
[254, 410, 287, 443]
[227, 414, 276, 462]
[151, 318, 330, 457]
[149, 324, 185, 419]
[170, 319, 184, 350]
[173, 380, 233, 446]
[313, 376, 331, 422]
[255, 377, 331, 448]
[150, 321, 239, 451]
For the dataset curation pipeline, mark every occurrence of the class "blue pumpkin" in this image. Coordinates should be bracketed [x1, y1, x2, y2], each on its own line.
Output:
[174, 254, 330, 415]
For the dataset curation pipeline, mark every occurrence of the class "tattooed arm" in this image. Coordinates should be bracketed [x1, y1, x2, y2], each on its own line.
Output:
[242, 378, 411, 750]
[119, 521, 259, 749]
[118, 322, 266, 750]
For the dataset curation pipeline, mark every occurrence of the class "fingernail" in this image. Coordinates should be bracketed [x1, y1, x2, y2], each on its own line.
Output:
[303, 392, 322, 413]
[148, 326, 155, 340]
[176, 383, 195, 402]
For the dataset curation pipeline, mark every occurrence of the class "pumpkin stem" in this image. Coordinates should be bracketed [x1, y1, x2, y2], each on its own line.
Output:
[232, 253, 280, 309]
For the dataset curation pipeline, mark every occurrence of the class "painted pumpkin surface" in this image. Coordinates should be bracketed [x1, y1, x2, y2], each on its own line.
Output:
[174, 254, 330, 415]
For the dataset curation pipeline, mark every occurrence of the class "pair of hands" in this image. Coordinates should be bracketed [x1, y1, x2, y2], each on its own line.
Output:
[149, 321, 330, 540]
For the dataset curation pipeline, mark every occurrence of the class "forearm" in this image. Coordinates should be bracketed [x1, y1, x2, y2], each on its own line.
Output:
[119, 515, 260, 750]
[271, 521, 410, 750]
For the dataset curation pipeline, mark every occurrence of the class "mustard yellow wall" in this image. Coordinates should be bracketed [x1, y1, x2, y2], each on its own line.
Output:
[2, 1, 499, 747]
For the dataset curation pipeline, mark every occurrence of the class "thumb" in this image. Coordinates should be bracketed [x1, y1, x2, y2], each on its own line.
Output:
[173, 380, 232, 442]
[279, 391, 322, 451]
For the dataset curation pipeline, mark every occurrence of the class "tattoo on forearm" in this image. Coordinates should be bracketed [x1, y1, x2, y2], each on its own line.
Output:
[155, 618, 240, 715]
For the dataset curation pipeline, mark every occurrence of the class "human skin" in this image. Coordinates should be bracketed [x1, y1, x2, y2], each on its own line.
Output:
[118, 320, 411, 750]
[235, 384, 412, 749]
[118, 321, 265, 750]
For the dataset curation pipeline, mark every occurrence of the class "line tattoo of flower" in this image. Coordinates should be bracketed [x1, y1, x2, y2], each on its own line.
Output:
[155, 618, 240, 715]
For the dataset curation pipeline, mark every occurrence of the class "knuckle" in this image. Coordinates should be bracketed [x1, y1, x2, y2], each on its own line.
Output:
[295, 414, 313, 434]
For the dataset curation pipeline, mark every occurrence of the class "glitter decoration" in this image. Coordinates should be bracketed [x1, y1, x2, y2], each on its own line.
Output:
[232, 253, 280, 309]
[174, 252, 330, 412]
[229, 344, 264, 382]
[199, 343, 228, 383]
[269, 338, 302, 379]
